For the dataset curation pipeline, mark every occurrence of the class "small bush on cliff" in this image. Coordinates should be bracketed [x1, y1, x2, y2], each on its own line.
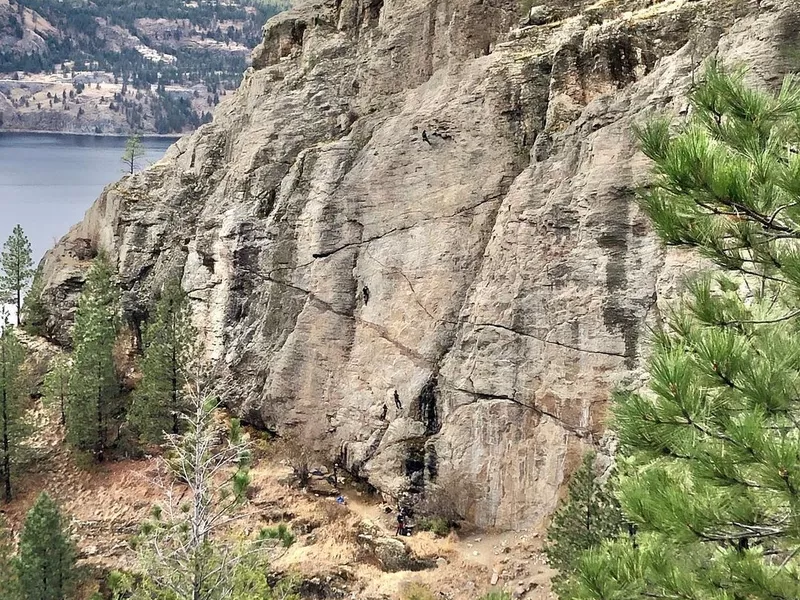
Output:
[544, 452, 624, 595]
[417, 516, 452, 537]
[568, 63, 800, 600]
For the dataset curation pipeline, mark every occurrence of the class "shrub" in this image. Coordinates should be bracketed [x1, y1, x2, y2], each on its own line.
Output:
[415, 472, 475, 533]
[417, 516, 452, 537]
[479, 591, 512, 600]
[259, 523, 296, 548]
[283, 440, 311, 488]
[400, 582, 436, 600]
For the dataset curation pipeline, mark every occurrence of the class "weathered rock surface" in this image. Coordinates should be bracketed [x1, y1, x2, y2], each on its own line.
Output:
[37, 0, 799, 529]
[357, 520, 435, 572]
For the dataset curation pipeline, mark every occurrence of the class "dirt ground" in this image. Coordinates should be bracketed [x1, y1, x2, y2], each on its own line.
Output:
[3, 401, 555, 600]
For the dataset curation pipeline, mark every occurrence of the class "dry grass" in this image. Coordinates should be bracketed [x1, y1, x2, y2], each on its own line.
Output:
[400, 581, 437, 600]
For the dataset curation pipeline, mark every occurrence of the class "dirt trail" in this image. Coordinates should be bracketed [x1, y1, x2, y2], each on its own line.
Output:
[336, 484, 555, 599]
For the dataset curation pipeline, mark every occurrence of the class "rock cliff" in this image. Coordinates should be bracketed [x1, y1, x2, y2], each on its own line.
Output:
[37, 0, 798, 530]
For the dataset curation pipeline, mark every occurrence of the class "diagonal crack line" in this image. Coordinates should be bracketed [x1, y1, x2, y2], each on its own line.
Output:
[452, 387, 518, 403]
[306, 196, 504, 263]
[471, 322, 630, 359]
[242, 268, 355, 320]
[451, 386, 589, 436]
[311, 225, 408, 259]
[246, 268, 435, 365]
[362, 244, 450, 324]
[359, 319, 431, 365]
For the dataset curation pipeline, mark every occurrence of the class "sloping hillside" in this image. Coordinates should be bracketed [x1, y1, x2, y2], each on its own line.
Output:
[0, 0, 287, 133]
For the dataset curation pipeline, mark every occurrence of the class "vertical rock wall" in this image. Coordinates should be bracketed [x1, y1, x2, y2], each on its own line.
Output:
[38, 0, 800, 529]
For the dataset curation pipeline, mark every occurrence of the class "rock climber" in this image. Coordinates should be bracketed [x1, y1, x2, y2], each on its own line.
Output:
[380, 403, 388, 420]
[394, 389, 402, 410]
[422, 130, 431, 145]
[362, 285, 370, 306]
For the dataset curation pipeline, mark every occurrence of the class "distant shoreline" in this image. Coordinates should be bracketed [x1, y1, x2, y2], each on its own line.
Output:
[0, 129, 184, 140]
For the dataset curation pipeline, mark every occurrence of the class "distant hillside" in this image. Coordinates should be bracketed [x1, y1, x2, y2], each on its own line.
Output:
[0, 0, 285, 87]
[0, 0, 286, 134]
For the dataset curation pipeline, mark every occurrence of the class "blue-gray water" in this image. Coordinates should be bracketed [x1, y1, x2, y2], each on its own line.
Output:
[0, 133, 176, 264]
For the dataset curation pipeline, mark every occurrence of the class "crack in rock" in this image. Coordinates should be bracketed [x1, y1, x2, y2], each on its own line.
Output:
[470, 322, 630, 359]
[450, 385, 591, 438]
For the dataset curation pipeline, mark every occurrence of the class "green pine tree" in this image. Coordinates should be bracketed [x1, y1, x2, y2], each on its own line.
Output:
[21, 268, 49, 337]
[0, 324, 25, 503]
[0, 225, 34, 326]
[43, 356, 70, 427]
[122, 134, 146, 175]
[544, 453, 624, 595]
[15, 492, 78, 600]
[127, 278, 196, 445]
[66, 253, 120, 462]
[0, 514, 17, 599]
[569, 63, 800, 600]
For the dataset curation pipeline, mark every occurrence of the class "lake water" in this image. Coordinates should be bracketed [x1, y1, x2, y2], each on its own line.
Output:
[0, 133, 177, 265]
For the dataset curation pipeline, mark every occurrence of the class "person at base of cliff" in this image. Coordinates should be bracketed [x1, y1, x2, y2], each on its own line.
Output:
[396, 512, 407, 536]
[394, 389, 402, 410]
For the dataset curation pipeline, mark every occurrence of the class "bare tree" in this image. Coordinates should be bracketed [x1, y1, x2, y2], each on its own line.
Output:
[134, 384, 253, 600]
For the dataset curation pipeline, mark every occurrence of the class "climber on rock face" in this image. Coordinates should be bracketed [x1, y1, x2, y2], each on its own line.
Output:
[380, 403, 388, 420]
[422, 130, 431, 145]
[362, 285, 370, 306]
[394, 390, 402, 410]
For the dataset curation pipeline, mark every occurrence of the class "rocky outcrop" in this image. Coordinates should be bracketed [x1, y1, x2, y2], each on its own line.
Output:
[37, 0, 797, 529]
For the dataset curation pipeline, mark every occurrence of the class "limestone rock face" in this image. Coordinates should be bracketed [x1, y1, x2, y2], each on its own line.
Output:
[38, 0, 800, 529]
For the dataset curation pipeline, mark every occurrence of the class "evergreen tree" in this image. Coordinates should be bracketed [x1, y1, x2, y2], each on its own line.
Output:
[0, 514, 17, 599]
[21, 268, 49, 337]
[122, 134, 146, 175]
[570, 64, 800, 600]
[0, 225, 34, 326]
[66, 253, 120, 461]
[0, 323, 25, 503]
[15, 492, 78, 600]
[544, 453, 623, 595]
[127, 278, 196, 445]
[43, 356, 70, 427]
